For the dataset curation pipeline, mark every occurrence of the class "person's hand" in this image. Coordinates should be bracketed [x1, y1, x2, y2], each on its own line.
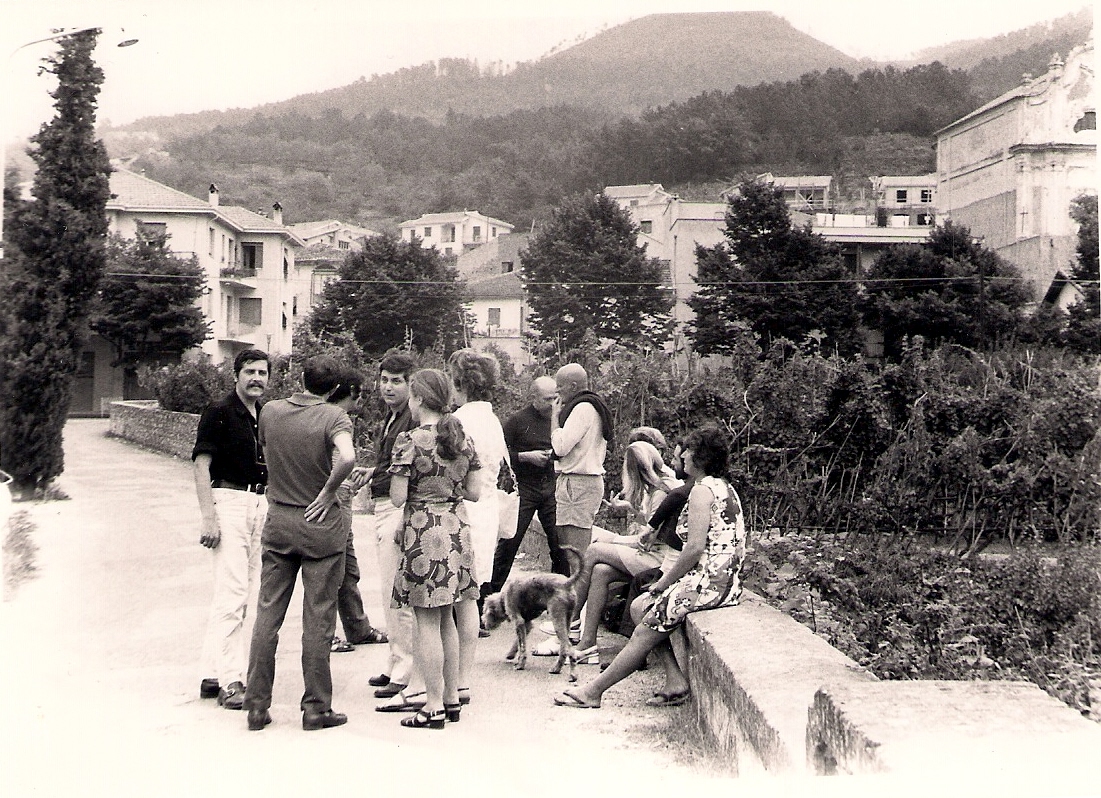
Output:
[605, 496, 632, 517]
[305, 489, 337, 523]
[519, 450, 551, 467]
[636, 529, 655, 552]
[199, 516, 222, 549]
[349, 466, 374, 491]
[648, 582, 668, 598]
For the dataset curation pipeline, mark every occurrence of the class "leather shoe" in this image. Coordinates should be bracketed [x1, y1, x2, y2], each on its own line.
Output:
[217, 681, 245, 710]
[373, 682, 406, 698]
[200, 678, 220, 699]
[247, 708, 272, 731]
[368, 673, 390, 688]
[302, 709, 348, 730]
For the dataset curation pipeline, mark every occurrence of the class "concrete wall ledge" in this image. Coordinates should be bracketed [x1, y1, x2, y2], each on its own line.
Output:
[108, 401, 198, 460]
[686, 591, 876, 774]
[685, 591, 1101, 783]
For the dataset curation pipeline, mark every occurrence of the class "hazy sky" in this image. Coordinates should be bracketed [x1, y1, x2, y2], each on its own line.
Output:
[3, 0, 1092, 140]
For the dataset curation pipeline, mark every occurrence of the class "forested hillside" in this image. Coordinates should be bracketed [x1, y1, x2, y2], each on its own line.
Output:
[107, 9, 1090, 231]
[117, 12, 858, 140]
[126, 62, 973, 230]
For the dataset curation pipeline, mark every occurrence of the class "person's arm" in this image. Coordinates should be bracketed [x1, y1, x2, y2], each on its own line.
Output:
[193, 454, 221, 548]
[550, 402, 593, 458]
[461, 465, 483, 502]
[305, 430, 355, 523]
[390, 474, 408, 508]
[648, 483, 710, 594]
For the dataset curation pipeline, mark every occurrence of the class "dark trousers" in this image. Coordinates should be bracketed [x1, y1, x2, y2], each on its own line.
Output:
[487, 475, 561, 595]
[245, 546, 345, 714]
[337, 526, 373, 642]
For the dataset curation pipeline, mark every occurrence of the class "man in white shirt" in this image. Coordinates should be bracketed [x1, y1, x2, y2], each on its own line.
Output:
[550, 363, 613, 557]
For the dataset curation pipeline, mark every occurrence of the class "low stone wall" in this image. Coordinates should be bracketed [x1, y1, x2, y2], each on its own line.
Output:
[108, 401, 198, 460]
[685, 590, 1101, 783]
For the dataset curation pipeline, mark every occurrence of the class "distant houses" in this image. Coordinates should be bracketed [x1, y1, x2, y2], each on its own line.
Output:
[399, 210, 514, 256]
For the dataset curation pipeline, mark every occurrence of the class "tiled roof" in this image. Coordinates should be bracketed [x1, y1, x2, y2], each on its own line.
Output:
[770, 175, 832, 188]
[218, 205, 290, 233]
[874, 174, 937, 188]
[466, 270, 523, 299]
[289, 220, 342, 238]
[107, 169, 213, 211]
[603, 184, 666, 198]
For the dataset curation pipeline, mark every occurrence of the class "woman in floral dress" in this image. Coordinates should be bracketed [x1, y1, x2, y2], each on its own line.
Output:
[554, 424, 745, 709]
[390, 369, 481, 729]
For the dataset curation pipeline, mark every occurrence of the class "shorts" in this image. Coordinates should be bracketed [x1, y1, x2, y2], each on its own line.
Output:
[554, 473, 604, 529]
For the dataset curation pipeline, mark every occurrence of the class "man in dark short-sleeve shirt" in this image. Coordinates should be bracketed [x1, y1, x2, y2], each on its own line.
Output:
[244, 355, 355, 731]
[192, 348, 270, 711]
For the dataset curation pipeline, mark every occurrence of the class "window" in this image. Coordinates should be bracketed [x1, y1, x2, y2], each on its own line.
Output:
[424, 227, 432, 237]
[630, 199, 638, 207]
[491, 227, 497, 238]
[221, 234, 227, 262]
[640, 220, 653, 234]
[139, 221, 167, 238]
[241, 243, 262, 272]
[916, 213, 934, 226]
[895, 189, 908, 204]
[920, 189, 933, 204]
[292, 296, 298, 316]
[487, 307, 501, 326]
[338, 240, 350, 250]
[445, 247, 453, 256]
[209, 228, 215, 256]
[283, 252, 289, 280]
[239, 297, 262, 326]
[443, 225, 456, 243]
[501, 261, 514, 273]
[472, 226, 481, 242]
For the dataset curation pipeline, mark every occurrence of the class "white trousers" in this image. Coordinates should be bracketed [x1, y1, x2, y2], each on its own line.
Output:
[199, 488, 265, 686]
[371, 498, 419, 689]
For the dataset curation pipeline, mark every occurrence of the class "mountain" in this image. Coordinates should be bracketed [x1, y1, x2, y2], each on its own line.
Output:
[118, 12, 859, 139]
[907, 8, 1093, 101]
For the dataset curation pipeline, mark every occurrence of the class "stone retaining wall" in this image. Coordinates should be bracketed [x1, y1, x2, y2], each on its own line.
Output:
[685, 591, 1101, 783]
[108, 401, 198, 460]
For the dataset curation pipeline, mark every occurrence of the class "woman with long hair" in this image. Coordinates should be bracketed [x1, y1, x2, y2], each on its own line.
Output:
[389, 369, 482, 729]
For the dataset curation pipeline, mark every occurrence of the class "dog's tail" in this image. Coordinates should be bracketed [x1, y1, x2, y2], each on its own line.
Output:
[561, 545, 584, 592]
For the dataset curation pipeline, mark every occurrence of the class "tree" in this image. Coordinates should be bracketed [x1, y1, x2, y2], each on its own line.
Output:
[520, 192, 673, 352]
[0, 30, 111, 494]
[307, 234, 468, 357]
[90, 230, 210, 368]
[860, 221, 1031, 357]
[1063, 194, 1100, 355]
[688, 179, 862, 356]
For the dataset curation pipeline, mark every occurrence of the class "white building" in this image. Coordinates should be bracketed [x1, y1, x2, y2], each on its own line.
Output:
[288, 219, 377, 251]
[399, 210, 514, 256]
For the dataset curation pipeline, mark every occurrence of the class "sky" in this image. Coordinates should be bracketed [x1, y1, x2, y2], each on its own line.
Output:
[2, 0, 1093, 141]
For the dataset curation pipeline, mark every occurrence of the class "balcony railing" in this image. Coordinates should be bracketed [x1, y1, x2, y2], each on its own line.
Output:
[220, 265, 257, 278]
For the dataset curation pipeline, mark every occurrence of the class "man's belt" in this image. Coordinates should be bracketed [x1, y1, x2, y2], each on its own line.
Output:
[211, 479, 266, 495]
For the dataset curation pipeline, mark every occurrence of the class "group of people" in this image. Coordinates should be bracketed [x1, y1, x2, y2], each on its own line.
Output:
[191, 345, 747, 732]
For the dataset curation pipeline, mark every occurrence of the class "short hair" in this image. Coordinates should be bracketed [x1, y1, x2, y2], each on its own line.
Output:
[302, 355, 342, 396]
[683, 424, 731, 478]
[233, 348, 269, 376]
[378, 348, 417, 379]
[328, 366, 363, 404]
[448, 348, 499, 402]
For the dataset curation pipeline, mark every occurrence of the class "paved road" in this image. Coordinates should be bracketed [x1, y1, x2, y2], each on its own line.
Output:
[1, 420, 720, 796]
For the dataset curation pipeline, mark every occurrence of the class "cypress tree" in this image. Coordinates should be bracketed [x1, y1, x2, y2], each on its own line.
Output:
[1, 29, 111, 495]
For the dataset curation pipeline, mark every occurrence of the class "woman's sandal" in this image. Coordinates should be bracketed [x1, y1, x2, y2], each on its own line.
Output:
[444, 703, 461, 723]
[400, 709, 445, 730]
[457, 687, 471, 705]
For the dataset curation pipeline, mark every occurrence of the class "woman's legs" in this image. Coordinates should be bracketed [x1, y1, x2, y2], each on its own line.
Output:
[577, 563, 626, 649]
[566, 623, 671, 705]
[572, 542, 657, 632]
[454, 598, 480, 698]
[412, 606, 444, 713]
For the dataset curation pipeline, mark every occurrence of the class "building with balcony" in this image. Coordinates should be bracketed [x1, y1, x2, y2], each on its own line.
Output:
[288, 219, 377, 251]
[935, 43, 1096, 300]
[77, 169, 304, 414]
[464, 270, 530, 368]
[399, 210, 514, 255]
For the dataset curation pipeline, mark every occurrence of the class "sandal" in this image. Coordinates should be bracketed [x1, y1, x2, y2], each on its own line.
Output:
[375, 691, 427, 713]
[574, 645, 599, 665]
[444, 703, 461, 723]
[330, 637, 355, 653]
[553, 689, 600, 709]
[645, 690, 690, 707]
[457, 687, 471, 705]
[350, 627, 388, 645]
[400, 709, 445, 729]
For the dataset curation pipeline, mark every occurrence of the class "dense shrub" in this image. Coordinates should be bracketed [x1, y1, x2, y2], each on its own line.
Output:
[139, 358, 231, 414]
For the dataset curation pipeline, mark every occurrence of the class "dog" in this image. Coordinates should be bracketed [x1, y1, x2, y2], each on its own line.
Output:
[481, 546, 583, 681]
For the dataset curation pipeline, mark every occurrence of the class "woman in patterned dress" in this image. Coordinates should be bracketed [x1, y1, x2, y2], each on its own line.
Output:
[553, 424, 745, 709]
[390, 369, 482, 729]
